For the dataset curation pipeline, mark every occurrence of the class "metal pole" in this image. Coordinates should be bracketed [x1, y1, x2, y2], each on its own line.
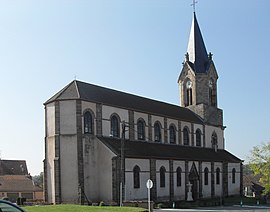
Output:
[120, 122, 126, 207]
[120, 182, 122, 207]
[148, 187, 150, 212]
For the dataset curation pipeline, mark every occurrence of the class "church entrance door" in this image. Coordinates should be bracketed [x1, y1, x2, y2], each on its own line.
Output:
[188, 163, 199, 200]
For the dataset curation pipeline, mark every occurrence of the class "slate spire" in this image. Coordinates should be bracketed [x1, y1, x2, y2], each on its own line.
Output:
[186, 12, 209, 73]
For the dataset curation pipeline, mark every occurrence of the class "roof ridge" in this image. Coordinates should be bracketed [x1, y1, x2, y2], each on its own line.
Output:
[44, 80, 78, 104]
[74, 80, 81, 99]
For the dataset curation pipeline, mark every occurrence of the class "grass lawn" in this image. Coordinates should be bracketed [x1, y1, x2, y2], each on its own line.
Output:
[22, 205, 147, 212]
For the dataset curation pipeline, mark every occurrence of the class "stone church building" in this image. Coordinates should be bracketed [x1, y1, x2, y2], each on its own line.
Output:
[44, 12, 242, 204]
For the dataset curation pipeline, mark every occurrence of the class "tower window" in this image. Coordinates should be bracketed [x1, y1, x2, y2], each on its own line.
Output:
[137, 119, 145, 141]
[183, 127, 189, 146]
[185, 80, 193, 106]
[169, 125, 176, 144]
[110, 115, 120, 137]
[154, 122, 161, 142]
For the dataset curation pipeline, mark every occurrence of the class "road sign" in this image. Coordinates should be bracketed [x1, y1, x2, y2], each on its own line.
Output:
[146, 179, 153, 189]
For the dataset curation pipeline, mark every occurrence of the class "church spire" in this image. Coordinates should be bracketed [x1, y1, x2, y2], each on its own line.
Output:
[186, 12, 209, 73]
[178, 10, 223, 127]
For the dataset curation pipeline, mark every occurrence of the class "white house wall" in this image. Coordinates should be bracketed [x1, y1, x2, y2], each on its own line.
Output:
[45, 103, 56, 203]
[44, 98, 241, 204]
[228, 163, 241, 196]
[83, 136, 116, 202]
[97, 138, 116, 201]
[214, 162, 222, 197]
[156, 160, 170, 199]
[202, 162, 211, 198]
[173, 160, 185, 200]
[60, 135, 78, 203]
[46, 103, 55, 136]
[125, 159, 150, 201]
[59, 101, 77, 135]
[83, 136, 99, 202]
[46, 136, 55, 203]
[56, 101, 79, 203]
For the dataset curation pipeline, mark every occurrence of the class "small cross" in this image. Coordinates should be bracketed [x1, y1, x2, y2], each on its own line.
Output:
[191, 0, 198, 13]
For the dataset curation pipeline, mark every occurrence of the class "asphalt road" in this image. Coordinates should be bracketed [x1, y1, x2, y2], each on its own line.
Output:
[153, 205, 270, 212]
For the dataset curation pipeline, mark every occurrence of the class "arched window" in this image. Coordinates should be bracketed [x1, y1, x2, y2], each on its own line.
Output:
[169, 125, 176, 144]
[204, 167, 209, 185]
[187, 89, 192, 106]
[183, 127, 189, 146]
[232, 168, 236, 184]
[154, 122, 161, 142]
[160, 166, 166, 188]
[137, 119, 145, 141]
[185, 80, 193, 106]
[110, 115, 119, 137]
[176, 167, 182, 187]
[84, 111, 93, 134]
[195, 129, 201, 147]
[216, 168, 220, 185]
[211, 132, 218, 149]
[133, 165, 140, 188]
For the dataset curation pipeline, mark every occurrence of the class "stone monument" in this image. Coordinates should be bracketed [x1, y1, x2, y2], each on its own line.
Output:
[187, 181, 193, 201]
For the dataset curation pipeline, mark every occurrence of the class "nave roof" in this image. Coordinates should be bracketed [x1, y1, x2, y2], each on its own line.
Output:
[98, 136, 242, 163]
[45, 80, 203, 124]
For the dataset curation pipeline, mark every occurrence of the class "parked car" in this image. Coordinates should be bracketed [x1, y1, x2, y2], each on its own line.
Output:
[0, 199, 25, 212]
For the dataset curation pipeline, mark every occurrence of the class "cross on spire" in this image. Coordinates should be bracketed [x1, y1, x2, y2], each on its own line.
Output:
[191, 0, 198, 13]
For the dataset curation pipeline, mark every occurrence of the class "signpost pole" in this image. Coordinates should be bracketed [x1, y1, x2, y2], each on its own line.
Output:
[148, 186, 150, 212]
[146, 179, 153, 212]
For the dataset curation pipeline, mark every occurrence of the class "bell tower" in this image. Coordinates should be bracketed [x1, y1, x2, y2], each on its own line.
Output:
[178, 12, 223, 127]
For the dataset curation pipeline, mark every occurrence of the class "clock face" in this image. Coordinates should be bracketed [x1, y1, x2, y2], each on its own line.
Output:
[186, 80, 192, 89]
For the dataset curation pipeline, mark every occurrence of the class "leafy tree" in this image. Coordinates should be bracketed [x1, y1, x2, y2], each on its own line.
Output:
[32, 172, 43, 188]
[248, 142, 270, 194]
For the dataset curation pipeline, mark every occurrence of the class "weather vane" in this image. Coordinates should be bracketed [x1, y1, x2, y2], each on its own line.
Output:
[191, 0, 198, 13]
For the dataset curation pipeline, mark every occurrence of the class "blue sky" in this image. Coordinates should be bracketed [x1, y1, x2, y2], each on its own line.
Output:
[0, 0, 269, 175]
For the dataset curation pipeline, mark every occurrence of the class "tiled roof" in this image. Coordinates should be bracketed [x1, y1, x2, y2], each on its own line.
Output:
[0, 160, 28, 175]
[98, 136, 242, 163]
[0, 175, 34, 192]
[45, 80, 203, 124]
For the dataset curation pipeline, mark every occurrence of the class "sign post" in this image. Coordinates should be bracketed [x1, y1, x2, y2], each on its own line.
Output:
[146, 179, 153, 212]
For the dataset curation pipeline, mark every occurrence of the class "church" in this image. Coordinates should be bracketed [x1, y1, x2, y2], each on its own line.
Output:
[44, 11, 242, 204]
